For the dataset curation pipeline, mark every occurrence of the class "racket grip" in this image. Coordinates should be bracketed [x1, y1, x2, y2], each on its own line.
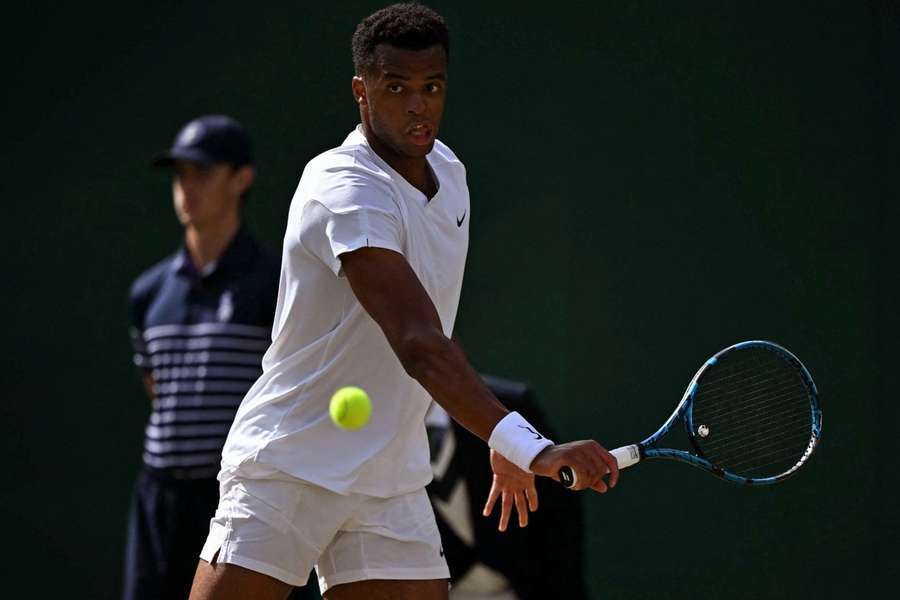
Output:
[611, 444, 641, 469]
[558, 444, 641, 489]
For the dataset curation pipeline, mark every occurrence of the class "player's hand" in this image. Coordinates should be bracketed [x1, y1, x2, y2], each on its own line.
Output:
[483, 449, 539, 531]
[529, 441, 619, 493]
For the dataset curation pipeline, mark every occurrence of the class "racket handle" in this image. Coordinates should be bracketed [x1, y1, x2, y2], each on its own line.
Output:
[558, 444, 641, 489]
[611, 444, 641, 469]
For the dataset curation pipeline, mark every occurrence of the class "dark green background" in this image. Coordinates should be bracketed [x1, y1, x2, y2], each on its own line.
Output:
[5, 1, 897, 597]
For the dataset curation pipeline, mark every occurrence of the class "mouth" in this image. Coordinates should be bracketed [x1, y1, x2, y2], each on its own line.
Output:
[406, 122, 435, 146]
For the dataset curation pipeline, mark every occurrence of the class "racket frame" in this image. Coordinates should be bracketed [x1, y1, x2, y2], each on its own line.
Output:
[632, 340, 822, 485]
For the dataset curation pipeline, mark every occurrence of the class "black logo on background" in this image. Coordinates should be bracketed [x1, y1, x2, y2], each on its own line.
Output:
[517, 425, 543, 440]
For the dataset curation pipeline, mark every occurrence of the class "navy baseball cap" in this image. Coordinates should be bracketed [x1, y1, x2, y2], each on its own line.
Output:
[152, 115, 254, 168]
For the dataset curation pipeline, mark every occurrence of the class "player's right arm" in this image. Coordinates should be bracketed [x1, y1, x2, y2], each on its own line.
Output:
[340, 247, 619, 492]
[297, 160, 617, 492]
[341, 246, 504, 439]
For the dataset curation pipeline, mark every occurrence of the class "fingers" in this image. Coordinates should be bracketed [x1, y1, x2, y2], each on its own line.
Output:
[482, 483, 501, 517]
[602, 447, 619, 489]
[484, 473, 539, 531]
[545, 440, 623, 493]
[526, 483, 538, 512]
[487, 489, 533, 531]
[514, 491, 528, 528]
[590, 479, 609, 493]
[499, 490, 514, 531]
[569, 445, 608, 491]
[576, 468, 606, 492]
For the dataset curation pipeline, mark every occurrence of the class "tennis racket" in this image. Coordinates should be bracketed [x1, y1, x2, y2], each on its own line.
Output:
[560, 340, 822, 488]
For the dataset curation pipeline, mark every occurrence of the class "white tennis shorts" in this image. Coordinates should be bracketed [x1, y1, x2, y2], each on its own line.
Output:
[199, 466, 450, 593]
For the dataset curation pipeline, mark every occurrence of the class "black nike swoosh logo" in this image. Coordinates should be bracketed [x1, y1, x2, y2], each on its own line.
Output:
[517, 424, 543, 440]
[456, 211, 466, 227]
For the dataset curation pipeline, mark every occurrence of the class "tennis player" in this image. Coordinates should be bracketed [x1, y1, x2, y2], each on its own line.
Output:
[190, 4, 618, 600]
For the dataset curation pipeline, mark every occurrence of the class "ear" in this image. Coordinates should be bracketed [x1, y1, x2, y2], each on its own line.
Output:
[351, 76, 367, 106]
[233, 165, 256, 196]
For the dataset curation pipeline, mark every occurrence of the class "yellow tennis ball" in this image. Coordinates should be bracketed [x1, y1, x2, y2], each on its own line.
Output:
[329, 386, 371, 431]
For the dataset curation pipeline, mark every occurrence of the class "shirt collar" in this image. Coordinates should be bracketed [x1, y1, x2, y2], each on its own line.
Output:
[349, 125, 440, 205]
[172, 227, 254, 280]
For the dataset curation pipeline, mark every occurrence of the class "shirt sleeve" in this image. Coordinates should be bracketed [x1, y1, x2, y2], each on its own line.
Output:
[297, 171, 404, 276]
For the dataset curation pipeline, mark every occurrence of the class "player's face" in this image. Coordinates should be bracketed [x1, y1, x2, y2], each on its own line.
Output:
[172, 161, 242, 228]
[356, 44, 448, 160]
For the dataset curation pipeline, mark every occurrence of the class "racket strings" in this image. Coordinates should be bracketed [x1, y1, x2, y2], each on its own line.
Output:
[725, 438, 816, 473]
[722, 431, 818, 474]
[699, 367, 808, 417]
[699, 392, 809, 435]
[691, 347, 814, 479]
[701, 371, 807, 406]
[698, 419, 810, 475]
[698, 371, 808, 437]
[700, 423, 813, 472]
[700, 415, 811, 452]
[700, 363, 793, 388]
[705, 384, 808, 423]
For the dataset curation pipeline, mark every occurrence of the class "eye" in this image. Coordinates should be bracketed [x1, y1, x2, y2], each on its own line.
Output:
[387, 84, 403, 93]
[426, 83, 442, 93]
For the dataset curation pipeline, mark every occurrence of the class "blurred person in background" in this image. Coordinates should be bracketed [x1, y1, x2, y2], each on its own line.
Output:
[123, 115, 322, 599]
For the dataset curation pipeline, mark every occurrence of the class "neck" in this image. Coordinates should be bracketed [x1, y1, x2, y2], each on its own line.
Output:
[361, 121, 435, 198]
[184, 214, 241, 272]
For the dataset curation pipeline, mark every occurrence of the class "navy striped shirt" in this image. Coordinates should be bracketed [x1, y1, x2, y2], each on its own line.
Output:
[129, 228, 279, 478]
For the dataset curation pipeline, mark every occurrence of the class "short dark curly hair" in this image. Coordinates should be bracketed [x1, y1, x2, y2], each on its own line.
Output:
[352, 3, 449, 75]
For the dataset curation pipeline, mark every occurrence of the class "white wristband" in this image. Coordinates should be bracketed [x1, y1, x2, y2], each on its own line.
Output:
[488, 411, 554, 472]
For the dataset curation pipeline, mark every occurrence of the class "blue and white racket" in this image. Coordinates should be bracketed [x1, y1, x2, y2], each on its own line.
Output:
[560, 341, 822, 487]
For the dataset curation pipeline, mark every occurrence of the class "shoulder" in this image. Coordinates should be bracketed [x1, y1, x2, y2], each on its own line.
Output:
[428, 139, 466, 173]
[305, 133, 394, 186]
[300, 145, 397, 214]
[128, 252, 178, 326]
[129, 253, 177, 306]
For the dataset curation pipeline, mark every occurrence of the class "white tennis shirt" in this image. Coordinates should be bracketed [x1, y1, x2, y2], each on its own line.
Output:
[221, 127, 470, 497]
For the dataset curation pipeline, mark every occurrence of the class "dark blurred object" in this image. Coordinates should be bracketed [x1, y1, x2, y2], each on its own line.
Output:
[427, 375, 589, 600]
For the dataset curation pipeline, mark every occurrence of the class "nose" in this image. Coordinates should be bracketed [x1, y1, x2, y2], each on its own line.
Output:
[406, 91, 425, 115]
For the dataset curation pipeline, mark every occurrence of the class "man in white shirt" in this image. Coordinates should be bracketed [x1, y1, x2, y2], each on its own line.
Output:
[190, 4, 619, 600]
